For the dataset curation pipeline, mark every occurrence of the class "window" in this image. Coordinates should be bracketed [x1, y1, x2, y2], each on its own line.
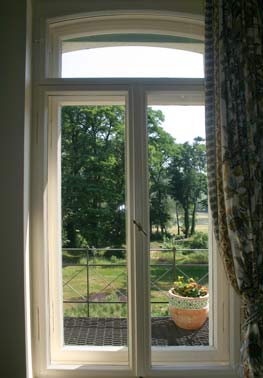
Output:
[31, 11, 239, 378]
[62, 46, 204, 78]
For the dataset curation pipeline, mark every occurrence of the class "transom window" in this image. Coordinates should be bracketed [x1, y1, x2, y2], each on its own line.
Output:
[62, 46, 204, 78]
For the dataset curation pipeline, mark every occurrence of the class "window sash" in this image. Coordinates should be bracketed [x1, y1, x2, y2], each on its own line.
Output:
[31, 80, 232, 377]
[46, 13, 204, 79]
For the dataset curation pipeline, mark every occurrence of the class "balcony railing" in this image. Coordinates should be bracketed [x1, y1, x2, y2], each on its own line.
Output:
[62, 247, 208, 318]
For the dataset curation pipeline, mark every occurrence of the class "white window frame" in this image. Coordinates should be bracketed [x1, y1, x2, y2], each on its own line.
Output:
[31, 11, 241, 378]
[45, 11, 204, 79]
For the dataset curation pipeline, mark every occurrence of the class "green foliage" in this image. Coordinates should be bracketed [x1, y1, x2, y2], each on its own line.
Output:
[169, 138, 208, 237]
[103, 249, 125, 259]
[172, 276, 208, 297]
[62, 105, 126, 248]
[151, 304, 169, 317]
[161, 235, 184, 249]
[148, 107, 177, 236]
[178, 251, 208, 264]
[61, 105, 208, 252]
[62, 250, 83, 264]
[188, 232, 208, 249]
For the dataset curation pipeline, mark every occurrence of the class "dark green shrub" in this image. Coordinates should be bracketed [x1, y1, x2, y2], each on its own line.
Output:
[188, 232, 208, 249]
[103, 248, 125, 259]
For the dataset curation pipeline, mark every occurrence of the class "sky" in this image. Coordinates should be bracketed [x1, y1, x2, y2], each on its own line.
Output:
[62, 46, 205, 143]
[151, 105, 205, 143]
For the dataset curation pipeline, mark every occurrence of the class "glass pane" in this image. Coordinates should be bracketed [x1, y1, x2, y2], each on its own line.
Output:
[62, 46, 203, 78]
[147, 104, 210, 350]
[61, 104, 128, 347]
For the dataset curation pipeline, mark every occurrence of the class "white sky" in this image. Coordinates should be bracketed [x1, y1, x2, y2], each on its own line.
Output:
[62, 46, 205, 143]
[151, 106, 205, 143]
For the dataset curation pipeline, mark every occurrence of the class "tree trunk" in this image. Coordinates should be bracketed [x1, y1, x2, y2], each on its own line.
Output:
[66, 220, 77, 248]
[176, 202, 180, 235]
[158, 189, 163, 235]
[190, 201, 197, 235]
[184, 202, 189, 238]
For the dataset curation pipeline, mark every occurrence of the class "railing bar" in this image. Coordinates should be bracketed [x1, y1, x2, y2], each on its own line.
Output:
[151, 280, 171, 296]
[176, 265, 191, 279]
[149, 249, 175, 251]
[150, 263, 208, 267]
[63, 300, 128, 304]
[150, 248, 208, 252]
[62, 248, 127, 251]
[62, 248, 208, 252]
[151, 268, 172, 286]
[91, 270, 127, 298]
[63, 300, 168, 304]
[63, 282, 86, 300]
[197, 272, 209, 284]
[151, 283, 170, 297]
[62, 246, 209, 313]
[63, 263, 127, 267]
[86, 248, 90, 318]
[62, 248, 87, 251]
[63, 263, 208, 267]
[63, 267, 86, 286]
[171, 249, 208, 251]
[151, 264, 174, 267]
[176, 263, 208, 267]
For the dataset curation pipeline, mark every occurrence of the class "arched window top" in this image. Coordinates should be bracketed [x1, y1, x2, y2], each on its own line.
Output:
[62, 33, 203, 53]
[62, 46, 204, 78]
[47, 11, 204, 77]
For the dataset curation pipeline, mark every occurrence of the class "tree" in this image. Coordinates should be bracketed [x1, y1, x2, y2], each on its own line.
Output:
[169, 137, 207, 238]
[148, 108, 177, 236]
[62, 105, 207, 246]
[62, 105, 126, 248]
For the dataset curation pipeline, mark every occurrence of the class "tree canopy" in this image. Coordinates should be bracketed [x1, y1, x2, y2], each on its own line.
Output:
[62, 105, 125, 247]
[61, 105, 207, 248]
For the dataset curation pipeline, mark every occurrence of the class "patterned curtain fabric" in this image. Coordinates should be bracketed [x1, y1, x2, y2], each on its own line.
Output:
[205, 0, 263, 377]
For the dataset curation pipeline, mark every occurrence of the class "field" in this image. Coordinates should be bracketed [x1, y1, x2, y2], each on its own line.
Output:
[167, 211, 208, 235]
[63, 212, 209, 318]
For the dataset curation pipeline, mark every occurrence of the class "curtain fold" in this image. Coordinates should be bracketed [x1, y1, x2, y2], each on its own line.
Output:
[205, 1, 263, 376]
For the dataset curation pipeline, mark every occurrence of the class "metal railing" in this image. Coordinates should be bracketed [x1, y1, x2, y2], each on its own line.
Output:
[62, 247, 208, 317]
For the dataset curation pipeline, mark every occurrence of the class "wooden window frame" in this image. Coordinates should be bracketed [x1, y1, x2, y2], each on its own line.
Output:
[30, 11, 240, 378]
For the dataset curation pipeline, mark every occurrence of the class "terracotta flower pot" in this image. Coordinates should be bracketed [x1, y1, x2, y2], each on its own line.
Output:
[168, 289, 209, 330]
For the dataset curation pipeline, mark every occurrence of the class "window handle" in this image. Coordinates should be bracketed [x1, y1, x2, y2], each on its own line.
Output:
[133, 220, 147, 236]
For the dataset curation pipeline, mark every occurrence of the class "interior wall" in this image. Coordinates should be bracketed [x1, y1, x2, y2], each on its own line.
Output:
[0, 1, 31, 378]
[35, 0, 204, 20]
[0, 1, 203, 378]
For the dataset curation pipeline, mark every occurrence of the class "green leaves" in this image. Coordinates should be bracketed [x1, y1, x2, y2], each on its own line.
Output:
[61, 105, 208, 248]
[62, 105, 125, 248]
[169, 139, 208, 237]
[172, 276, 208, 298]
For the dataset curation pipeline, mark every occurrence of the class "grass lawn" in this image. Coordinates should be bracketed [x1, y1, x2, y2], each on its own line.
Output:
[63, 252, 208, 318]
[63, 213, 209, 317]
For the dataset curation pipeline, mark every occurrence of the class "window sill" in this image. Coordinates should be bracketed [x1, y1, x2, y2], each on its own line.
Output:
[35, 363, 238, 378]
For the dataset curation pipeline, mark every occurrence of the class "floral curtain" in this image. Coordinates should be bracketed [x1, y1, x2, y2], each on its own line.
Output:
[205, 0, 263, 377]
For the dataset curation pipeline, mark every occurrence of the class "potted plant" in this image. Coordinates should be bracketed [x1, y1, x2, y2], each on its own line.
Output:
[168, 276, 209, 330]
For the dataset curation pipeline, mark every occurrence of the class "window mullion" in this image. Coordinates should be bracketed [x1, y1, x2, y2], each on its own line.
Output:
[128, 85, 151, 376]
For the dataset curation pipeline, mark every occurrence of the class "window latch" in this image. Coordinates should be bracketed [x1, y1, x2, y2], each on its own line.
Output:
[133, 220, 147, 236]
